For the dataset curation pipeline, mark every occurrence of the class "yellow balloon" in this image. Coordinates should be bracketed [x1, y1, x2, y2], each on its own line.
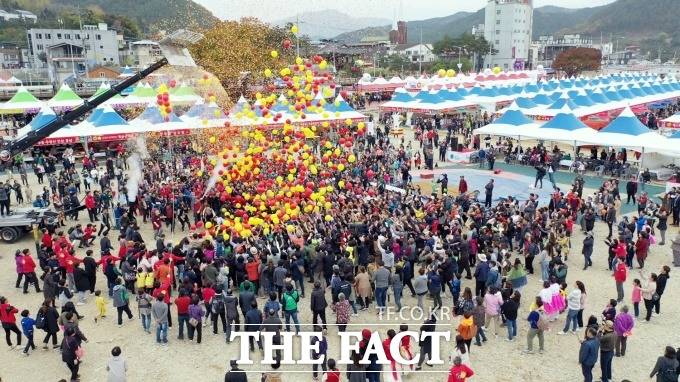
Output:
[324, 215, 333, 222]
[337, 163, 345, 172]
[446, 69, 456, 77]
[348, 154, 356, 163]
[209, 136, 216, 144]
[205, 222, 213, 229]
[264, 68, 273, 77]
[271, 50, 279, 59]
[437, 69, 446, 78]
[319, 60, 328, 70]
[291, 24, 299, 34]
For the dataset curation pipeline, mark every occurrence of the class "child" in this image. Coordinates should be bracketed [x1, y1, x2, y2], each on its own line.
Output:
[20, 310, 35, 355]
[558, 282, 568, 314]
[448, 356, 474, 382]
[399, 324, 414, 374]
[451, 274, 461, 309]
[263, 292, 281, 318]
[136, 289, 153, 333]
[631, 279, 641, 319]
[106, 346, 128, 381]
[135, 268, 146, 292]
[324, 358, 340, 382]
[94, 290, 107, 323]
[602, 299, 617, 322]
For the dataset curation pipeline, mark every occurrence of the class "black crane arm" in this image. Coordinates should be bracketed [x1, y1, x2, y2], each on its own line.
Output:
[1, 57, 169, 160]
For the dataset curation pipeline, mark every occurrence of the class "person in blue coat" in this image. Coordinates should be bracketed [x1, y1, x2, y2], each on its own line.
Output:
[579, 327, 600, 382]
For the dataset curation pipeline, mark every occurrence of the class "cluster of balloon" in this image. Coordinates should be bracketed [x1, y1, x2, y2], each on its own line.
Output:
[437, 69, 457, 78]
[192, 55, 372, 239]
[156, 82, 174, 122]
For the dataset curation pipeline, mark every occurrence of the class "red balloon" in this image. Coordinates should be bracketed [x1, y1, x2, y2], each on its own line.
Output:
[283, 39, 292, 49]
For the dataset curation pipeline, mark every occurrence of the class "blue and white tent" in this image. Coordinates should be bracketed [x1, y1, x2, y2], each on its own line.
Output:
[580, 107, 667, 151]
[473, 101, 538, 139]
[27, 106, 57, 131]
[524, 109, 597, 142]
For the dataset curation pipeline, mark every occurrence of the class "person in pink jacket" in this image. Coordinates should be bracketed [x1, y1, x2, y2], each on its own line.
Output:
[483, 286, 503, 336]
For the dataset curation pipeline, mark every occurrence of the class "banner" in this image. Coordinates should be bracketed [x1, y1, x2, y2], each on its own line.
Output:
[446, 150, 474, 163]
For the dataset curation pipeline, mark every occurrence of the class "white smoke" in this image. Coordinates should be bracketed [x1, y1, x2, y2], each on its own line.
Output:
[202, 157, 225, 198]
[125, 135, 150, 202]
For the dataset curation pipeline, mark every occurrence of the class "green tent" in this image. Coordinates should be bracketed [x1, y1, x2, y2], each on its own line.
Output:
[48, 83, 84, 110]
[0, 86, 44, 114]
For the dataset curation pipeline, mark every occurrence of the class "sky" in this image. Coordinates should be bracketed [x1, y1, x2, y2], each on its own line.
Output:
[195, 0, 617, 23]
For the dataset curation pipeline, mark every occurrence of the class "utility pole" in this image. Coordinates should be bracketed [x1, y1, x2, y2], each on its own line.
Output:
[77, 4, 88, 75]
[418, 28, 422, 74]
[296, 14, 300, 57]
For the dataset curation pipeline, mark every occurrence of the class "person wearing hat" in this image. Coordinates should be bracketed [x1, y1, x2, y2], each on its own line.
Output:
[598, 320, 616, 382]
[473, 253, 489, 297]
[579, 327, 600, 382]
[224, 359, 247, 382]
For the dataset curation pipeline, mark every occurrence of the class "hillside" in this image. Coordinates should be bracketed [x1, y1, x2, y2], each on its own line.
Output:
[3, 0, 218, 33]
[335, 0, 680, 48]
[272, 10, 390, 40]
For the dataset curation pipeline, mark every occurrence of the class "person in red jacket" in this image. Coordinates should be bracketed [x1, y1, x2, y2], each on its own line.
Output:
[635, 232, 650, 269]
[245, 254, 261, 292]
[613, 258, 627, 303]
[458, 176, 468, 195]
[20, 249, 41, 294]
[0, 296, 22, 348]
[84, 191, 98, 223]
[41, 229, 53, 249]
[448, 356, 474, 382]
[83, 224, 97, 247]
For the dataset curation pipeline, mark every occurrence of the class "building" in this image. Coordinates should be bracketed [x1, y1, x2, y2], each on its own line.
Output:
[15, 10, 36, 23]
[0, 9, 36, 22]
[0, 9, 19, 21]
[483, 0, 533, 70]
[86, 65, 120, 80]
[471, 24, 485, 38]
[391, 43, 437, 64]
[26, 23, 120, 71]
[121, 40, 163, 68]
[531, 34, 613, 68]
[389, 20, 408, 45]
[0, 43, 23, 69]
[46, 43, 87, 84]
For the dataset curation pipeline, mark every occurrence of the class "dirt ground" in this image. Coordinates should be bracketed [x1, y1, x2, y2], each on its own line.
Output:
[0, 135, 677, 382]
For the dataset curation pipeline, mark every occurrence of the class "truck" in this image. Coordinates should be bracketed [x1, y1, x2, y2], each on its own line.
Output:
[0, 207, 59, 243]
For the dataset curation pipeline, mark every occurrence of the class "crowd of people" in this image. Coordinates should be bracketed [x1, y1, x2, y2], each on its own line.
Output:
[0, 112, 678, 382]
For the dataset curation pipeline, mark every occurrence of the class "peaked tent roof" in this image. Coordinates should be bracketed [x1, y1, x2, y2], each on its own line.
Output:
[90, 106, 128, 127]
[28, 106, 57, 131]
[89, 83, 110, 101]
[48, 83, 84, 109]
[599, 107, 651, 135]
[0, 86, 44, 112]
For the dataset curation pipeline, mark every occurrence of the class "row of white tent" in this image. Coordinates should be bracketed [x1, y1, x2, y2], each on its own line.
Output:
[473, 103, 676, 155]
[380, 73, 680, 116]
[0, 82, 202, 114]
[17, 92, 367, 145]
[357, 70, 537, 91]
